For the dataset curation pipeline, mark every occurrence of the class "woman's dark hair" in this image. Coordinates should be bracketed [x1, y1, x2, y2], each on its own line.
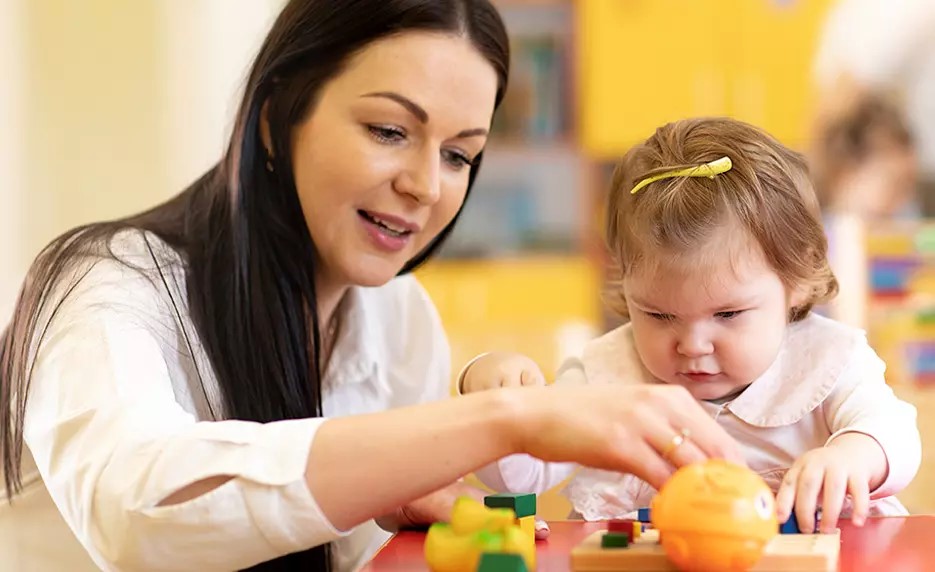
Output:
[0, 1, 509, 570]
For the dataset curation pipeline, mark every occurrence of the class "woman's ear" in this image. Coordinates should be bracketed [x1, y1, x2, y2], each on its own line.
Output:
[260, 99, 273, 159]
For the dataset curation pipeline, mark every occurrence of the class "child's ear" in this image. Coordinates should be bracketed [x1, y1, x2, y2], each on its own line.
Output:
[789, 283, 810, 309]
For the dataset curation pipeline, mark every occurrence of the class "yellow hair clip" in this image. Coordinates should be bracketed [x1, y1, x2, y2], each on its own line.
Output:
[629, 156, 733, 195]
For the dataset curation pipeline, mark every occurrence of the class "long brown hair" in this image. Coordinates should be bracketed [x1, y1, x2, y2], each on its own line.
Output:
[0, 1, 509, 570]
[605, 117, 838, 322]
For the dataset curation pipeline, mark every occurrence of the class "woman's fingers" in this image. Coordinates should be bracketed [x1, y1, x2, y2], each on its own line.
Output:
[664, 388, 746, 465]
[612, 436, 675, 491]
[657, 427, 708, 468]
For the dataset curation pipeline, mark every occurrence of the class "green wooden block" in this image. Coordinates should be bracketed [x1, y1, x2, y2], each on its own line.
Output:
[476, 552, 528, 572]
[483, 493, 536, 518]
[601, 531, 630, 549]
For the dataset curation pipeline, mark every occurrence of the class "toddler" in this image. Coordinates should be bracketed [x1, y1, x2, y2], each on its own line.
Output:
[460, 117, 922, 534]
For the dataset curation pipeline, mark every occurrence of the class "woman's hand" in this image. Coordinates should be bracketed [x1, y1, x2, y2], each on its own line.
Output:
[375, 481, 486, 532]
[512, 384, 745, 491]
[375, 481, 550, 539]
[460, 352, 546, 394]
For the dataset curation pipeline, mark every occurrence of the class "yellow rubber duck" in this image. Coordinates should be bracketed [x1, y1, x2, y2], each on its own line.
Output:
[424, 497, 535, 572]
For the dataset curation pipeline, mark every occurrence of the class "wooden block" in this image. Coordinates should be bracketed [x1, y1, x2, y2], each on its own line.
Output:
[601, 532, 630, 548]
[571, 528, 840, 571]
[607, 519, 637, 533]
[637, 508, 651, 523]
[517, 515, 535, 540]
[484, 493, 536, 518]
[477, 552, 528, 572]
[632, 520, 642, 541]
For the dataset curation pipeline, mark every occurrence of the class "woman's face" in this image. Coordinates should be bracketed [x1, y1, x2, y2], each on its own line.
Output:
[289, 32, 498, 289]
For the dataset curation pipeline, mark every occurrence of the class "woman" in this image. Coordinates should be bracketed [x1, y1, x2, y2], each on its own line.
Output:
[0, 1, 742, 570]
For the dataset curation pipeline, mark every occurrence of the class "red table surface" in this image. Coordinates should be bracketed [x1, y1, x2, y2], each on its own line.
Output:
[360, 516, 935, 571]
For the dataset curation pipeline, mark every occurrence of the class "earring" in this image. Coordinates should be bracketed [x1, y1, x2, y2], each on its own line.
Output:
[265, 156, 274, 172]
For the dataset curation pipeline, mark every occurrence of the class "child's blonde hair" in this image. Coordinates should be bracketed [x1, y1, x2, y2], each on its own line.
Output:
[605, 117, 838, 322]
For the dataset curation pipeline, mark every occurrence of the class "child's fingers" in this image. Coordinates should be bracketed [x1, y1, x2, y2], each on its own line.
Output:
[794, 465, 825, 533]
[520, 369, 545, 387]
[775, 468, 799, 522]
[534, 519, 550, 540]
[848, 474, 870, 527]
[501, 372, 525, 388]
[819, 468, 848, 533]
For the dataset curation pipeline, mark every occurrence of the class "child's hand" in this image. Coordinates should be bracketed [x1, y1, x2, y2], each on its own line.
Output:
[460, 352, 546, 394]
[775, 433, 886, 533]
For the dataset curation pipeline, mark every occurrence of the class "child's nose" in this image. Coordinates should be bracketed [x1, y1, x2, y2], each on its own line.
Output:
[676, 329, 714, 357]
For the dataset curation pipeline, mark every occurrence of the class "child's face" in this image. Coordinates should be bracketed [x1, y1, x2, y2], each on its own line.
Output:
[624, 237, 805, 401]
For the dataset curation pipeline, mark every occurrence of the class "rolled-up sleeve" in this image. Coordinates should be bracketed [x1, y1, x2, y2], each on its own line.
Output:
[23, 259, 347, 571]
[822, 342, 922, 500]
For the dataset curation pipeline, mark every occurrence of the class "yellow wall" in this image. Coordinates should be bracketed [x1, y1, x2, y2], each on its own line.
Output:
[22, 1, 168, 251]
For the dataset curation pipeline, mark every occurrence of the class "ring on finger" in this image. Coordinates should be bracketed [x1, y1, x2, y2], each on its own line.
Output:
[662, 427, 692, 460]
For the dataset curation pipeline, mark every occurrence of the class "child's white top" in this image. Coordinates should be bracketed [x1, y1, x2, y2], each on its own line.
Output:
[0, 230, 450, 571]
[475, 313, 921, 520]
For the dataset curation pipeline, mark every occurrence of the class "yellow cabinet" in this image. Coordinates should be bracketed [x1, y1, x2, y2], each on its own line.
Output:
[577, 0, 730, 158]
[578, 0, 835, 157]
[416, 257, 601, 385]
[727, 0, 835, 147]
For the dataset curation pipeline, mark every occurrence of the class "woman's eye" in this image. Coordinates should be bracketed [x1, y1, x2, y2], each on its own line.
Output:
[442, 149, 472, 170]
[368, 125, 406, 143]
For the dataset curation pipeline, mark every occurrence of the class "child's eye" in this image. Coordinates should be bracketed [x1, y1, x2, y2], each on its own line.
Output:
[715, 310, 744, 320]
[368, 125, 406, 143]
[647, 312, 673, 322]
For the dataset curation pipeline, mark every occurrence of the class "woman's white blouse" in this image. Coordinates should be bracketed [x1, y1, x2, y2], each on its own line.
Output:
[0, 231, 451, 571]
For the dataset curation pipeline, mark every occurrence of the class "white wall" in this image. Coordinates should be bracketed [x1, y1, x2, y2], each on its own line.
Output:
[0, 0, 26, 323]
[161, 0, 283, 191]
[1, 1, 284, 322]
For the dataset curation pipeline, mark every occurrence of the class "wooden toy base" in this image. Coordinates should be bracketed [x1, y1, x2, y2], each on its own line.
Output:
[571, 528, 840, 571]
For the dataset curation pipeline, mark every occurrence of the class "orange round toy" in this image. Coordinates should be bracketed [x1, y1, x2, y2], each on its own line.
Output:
[651, 459, 777, 572]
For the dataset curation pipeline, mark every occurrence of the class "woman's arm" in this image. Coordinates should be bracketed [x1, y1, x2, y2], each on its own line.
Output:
[26, 262, 742, 570]
[307, 389, 522, 530]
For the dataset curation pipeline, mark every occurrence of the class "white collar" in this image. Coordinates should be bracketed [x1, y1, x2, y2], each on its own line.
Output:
[581, 314, 865, 427]
[322, 286, 381, 390]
